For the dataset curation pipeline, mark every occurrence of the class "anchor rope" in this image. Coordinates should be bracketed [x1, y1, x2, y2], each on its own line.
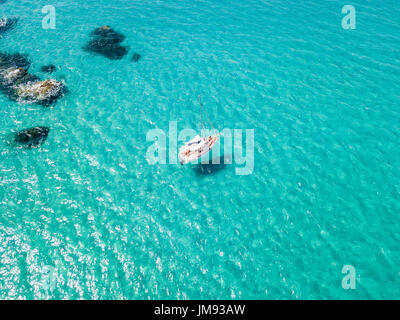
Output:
[198, 95, 218, 136]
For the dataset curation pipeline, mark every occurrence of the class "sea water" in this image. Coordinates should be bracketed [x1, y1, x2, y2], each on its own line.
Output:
[0, 0, 399, 299]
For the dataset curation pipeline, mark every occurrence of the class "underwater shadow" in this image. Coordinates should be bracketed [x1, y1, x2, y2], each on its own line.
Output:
[192, 155, 231, 177]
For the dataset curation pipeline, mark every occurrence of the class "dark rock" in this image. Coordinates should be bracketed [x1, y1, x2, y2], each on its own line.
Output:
[131, 52, 141, 62]
[41, 64, 56, 73]
[0, 53, 65, 106]
[91, 25, 125, 42]
[13, 126, 50, 148]
[84, 25, 129, 60]
[0, 52, 30, 69]
[0, 17, 18, 35]
[86, 39, 128, 59]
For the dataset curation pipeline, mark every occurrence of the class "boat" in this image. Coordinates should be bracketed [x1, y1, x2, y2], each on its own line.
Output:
[179, 134, 219, 165]
[178, 96, 219, 165]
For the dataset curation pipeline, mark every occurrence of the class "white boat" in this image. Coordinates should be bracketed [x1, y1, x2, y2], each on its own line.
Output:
[179, 135, 219, 165]
[179, 96, 219, 165]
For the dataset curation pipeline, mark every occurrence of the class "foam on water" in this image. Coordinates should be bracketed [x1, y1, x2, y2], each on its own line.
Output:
[0, 0, 399, 299]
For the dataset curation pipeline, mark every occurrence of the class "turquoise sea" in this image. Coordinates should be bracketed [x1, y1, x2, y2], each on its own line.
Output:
[0, 0, 399, 299]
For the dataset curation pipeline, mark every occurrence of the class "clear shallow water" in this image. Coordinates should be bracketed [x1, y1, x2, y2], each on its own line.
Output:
[0, 0, 399, 299]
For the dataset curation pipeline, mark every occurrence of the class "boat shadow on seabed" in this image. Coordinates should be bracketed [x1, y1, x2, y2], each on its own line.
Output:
[191, 155, 231, 177]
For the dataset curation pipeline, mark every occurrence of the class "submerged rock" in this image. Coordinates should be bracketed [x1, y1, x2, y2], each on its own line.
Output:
[90, 25, 124, 40]
[0, 53, 65, 105]
[41, 64, 56, 73]
[0, 17, 18, 35]
[131, 52, 141, 62]
[0, 52, 30, 69]
[13, 126, 50, 148]
[84, 25, 129, 60]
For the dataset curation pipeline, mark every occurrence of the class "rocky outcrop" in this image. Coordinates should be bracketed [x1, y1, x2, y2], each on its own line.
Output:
[1, 67, 28, 84]
[0, 53, 65, 105]
[84, 25, 129, 60]
[17, 79, 64, 105]
[13, 126, 50, 148]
